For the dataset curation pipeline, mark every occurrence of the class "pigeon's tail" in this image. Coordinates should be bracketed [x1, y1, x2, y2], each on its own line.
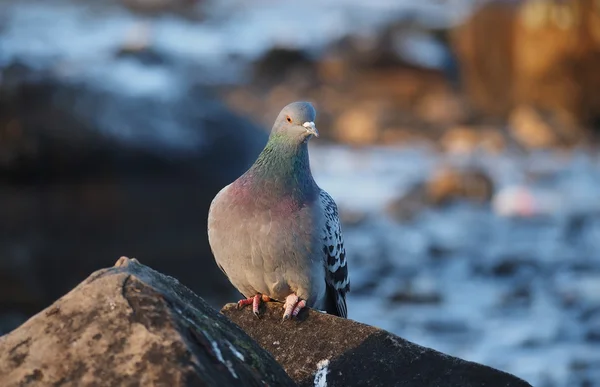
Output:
[324, 284, 347, 318]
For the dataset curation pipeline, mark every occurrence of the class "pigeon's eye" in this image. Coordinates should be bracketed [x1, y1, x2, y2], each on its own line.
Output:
[286, 116, 292, 123]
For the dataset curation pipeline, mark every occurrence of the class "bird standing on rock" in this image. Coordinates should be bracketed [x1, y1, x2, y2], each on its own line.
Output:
[208, 101, 350, 319]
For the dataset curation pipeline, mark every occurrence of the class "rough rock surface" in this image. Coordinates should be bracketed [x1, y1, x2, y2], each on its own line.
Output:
[222, 302, 532, 387]
[0, 257, 294, 387]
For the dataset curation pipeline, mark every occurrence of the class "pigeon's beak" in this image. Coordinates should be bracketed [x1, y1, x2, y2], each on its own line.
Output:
[302, 121, 319, 138]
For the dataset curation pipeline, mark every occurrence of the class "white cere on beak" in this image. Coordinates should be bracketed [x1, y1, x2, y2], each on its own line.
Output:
[302, 121, 319, 137]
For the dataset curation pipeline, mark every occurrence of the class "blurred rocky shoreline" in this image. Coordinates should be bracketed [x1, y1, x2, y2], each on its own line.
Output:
[220, 0, 600, 151]
[1, 1, 600, 386]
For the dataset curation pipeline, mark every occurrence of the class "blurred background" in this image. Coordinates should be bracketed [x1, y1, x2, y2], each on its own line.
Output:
[0, 0, 599, 385]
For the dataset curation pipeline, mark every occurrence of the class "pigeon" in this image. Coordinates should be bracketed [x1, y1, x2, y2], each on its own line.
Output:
[207, 101, 350, 320]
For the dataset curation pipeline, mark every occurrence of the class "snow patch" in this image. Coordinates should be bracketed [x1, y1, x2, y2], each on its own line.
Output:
[314, 359, 330, 387]
[205, 332, 238, 379]
[225, 340, 245, 361]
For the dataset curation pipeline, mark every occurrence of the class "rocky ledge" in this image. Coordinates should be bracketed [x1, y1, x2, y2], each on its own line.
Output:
[0, 258, 532, 387]
[223, 303, 532, 387]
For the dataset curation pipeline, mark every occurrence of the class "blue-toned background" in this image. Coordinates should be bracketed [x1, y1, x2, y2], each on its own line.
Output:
[1, 1, 599, 386]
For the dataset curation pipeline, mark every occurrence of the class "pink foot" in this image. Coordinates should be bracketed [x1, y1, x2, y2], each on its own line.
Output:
[282, 294, 307, 320]
[237, 294, 271, 317]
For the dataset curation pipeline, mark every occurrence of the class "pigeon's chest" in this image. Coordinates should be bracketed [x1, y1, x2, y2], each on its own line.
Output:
[210, 187, 318, 254]
[208, 183, 325, 300]
[235, 194, 313, 237]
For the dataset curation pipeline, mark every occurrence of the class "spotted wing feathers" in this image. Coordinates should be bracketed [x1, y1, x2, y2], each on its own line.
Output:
[319, 190, 350, 318]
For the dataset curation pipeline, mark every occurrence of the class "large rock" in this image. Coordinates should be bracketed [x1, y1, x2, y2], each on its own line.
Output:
[452, 0, 600, 131]
[0, 63, 267, 333]
[450, 1, 517, 120]
[386, 165, 494, 221]
[0, 257, 295, 387]
[222, 302, 532, 387]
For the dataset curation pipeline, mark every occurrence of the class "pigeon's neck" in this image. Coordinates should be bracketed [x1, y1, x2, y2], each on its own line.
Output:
[245, 134, 316, 198]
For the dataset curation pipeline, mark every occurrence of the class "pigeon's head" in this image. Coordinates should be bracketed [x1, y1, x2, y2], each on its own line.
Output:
[271, 101, 318, 142]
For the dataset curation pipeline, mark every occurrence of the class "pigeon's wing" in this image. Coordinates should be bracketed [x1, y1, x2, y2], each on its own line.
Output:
[319, 190, 350, 318]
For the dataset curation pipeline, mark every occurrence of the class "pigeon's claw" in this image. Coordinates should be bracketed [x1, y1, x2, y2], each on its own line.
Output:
[282, 294, 306, 321]
[252, 295, 261, 317]
[238, 294, 271, 318]
[237, 297, 253, 309]
[293, 300, 306, 316]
